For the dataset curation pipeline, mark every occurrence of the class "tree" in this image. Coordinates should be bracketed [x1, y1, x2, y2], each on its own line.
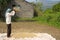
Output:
[0, 0, 11, 21]
[52, 3, 60, 12]
[31, 2, 42, 17]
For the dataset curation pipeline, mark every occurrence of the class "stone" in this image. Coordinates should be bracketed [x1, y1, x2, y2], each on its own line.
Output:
[9, 0, 34, 18]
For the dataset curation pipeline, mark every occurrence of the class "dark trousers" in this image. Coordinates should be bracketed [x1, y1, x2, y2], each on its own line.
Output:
[7, 24, 11, 37]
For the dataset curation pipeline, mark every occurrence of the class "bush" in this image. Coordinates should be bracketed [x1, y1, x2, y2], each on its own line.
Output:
[33, 8, 60, 28]
[52, 3, 60, 12]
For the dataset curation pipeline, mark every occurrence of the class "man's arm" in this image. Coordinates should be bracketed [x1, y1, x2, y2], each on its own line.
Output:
[8, 11, 15, 16]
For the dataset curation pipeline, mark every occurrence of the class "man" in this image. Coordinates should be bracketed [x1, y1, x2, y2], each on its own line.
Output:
[5, 5, 17, 37]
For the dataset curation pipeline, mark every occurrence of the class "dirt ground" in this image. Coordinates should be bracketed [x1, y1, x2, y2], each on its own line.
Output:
[0, 22, 60, 40]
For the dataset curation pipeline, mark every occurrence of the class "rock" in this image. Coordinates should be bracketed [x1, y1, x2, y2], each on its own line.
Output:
[8, 0, 34, 18]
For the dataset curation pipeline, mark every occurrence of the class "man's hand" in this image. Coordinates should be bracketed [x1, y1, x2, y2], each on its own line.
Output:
[13, 7, 21, 12]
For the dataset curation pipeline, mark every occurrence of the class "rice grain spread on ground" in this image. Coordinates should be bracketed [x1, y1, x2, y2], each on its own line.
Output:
[0, 33, 56, 40]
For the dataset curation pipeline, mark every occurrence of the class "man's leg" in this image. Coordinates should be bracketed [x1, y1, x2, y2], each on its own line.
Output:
[7, 24, 11, 37]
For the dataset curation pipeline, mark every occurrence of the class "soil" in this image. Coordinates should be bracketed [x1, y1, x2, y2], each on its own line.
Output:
[0, 22, 60, 40]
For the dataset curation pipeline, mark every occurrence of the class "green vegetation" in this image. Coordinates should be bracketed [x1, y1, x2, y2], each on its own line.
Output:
[33, 2, 60, 29]
[52, 3, 60, 12]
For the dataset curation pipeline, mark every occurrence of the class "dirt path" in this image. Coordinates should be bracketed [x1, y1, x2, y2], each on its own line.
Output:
[0, 22, 60, 40]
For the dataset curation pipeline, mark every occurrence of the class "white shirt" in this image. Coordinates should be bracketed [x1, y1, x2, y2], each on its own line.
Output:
[5, 11, 15, 24]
